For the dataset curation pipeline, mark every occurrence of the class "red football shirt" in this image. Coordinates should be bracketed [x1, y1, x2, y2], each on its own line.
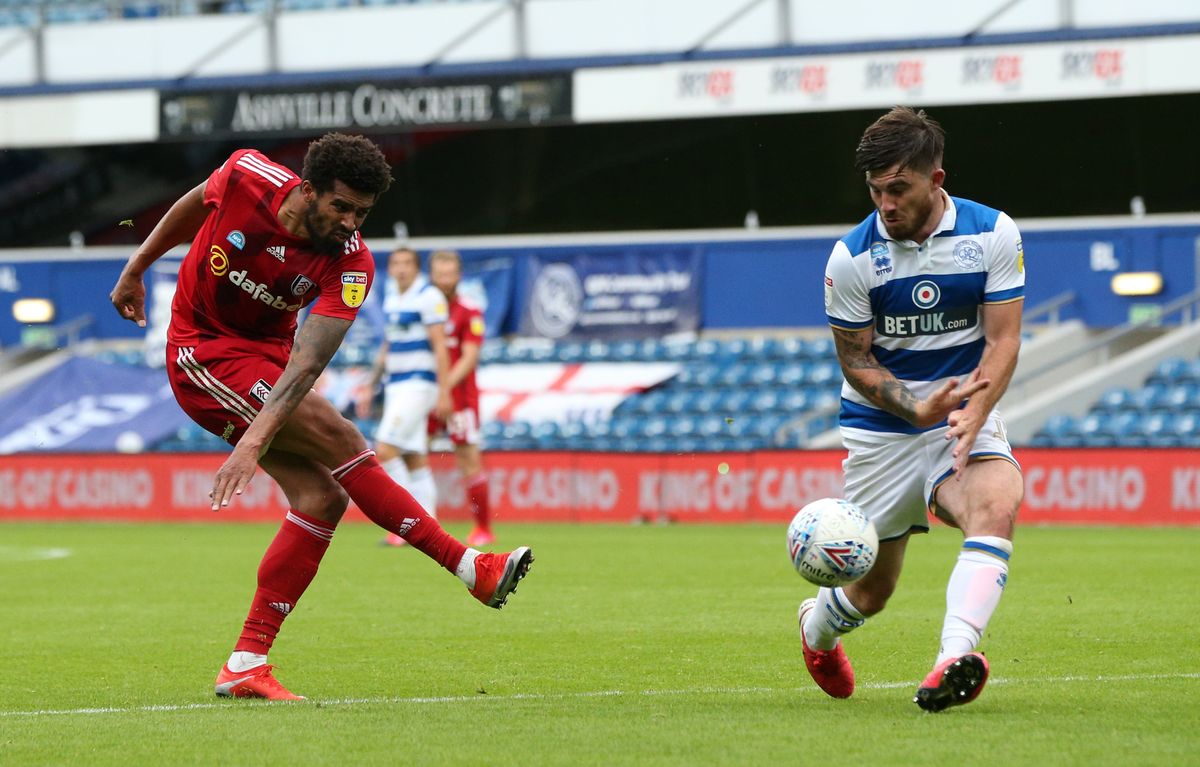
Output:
[444, 294, 484, 408]
[168, 149, 375, 348]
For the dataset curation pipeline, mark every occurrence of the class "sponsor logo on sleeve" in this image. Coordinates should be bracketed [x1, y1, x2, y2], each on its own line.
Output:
[341, 271, 368, 307]
[209, 245, 229, 276]
[226, 231, 245, 250]
[1016, 239, 1024, 273]
[469, 316, 485, 337]
[823, 275, 834, 309]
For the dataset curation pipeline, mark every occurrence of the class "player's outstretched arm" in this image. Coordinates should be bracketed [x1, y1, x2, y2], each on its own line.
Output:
[832, 325, 989, 428]
[210, 313, 353, 510]
[110, 181, 209, 327]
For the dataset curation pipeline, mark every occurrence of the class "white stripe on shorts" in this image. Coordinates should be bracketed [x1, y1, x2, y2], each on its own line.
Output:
[175, 347, 259, 425]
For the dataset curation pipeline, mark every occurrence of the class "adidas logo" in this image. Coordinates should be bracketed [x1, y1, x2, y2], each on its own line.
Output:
[267, 245, 286, 262]
[396, 517, 419, 536]
[268, 601, 293, 615]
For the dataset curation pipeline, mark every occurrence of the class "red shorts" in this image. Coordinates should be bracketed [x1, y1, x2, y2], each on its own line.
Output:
[428, 404, 481, 447]
[167, 337, 288, 445]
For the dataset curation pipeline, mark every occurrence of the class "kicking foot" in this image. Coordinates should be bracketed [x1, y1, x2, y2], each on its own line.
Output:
[469, 546, 533, 609]
[798, 597, 855, 698]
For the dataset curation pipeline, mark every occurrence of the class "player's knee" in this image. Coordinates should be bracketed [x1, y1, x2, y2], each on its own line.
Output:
[299, 484, 350, 525]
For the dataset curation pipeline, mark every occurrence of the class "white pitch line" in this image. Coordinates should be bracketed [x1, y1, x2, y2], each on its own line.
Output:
[2, 672, 1196, 719]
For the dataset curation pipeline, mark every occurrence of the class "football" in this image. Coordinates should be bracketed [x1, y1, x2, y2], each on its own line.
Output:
[786, 498, 879, 587]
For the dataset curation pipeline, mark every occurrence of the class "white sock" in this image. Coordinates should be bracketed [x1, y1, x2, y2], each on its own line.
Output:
[804, 586, 866, 651]
[937, 536, 1012, 664]
[408, 466, 438, 518]
[455, 548, 481, 588]
[226, 651, 267, 673]
[382, 457, 410, 486]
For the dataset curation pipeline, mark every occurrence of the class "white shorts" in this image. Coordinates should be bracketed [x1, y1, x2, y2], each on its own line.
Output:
[374, 380, 437, 454]
[840, 411, 1019, 542]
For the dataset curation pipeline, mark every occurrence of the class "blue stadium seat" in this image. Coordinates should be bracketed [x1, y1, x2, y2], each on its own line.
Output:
[1141, 411, 1174, 446]
[774, 336, 805, 360]
[555, 341, 586, 362]
[778, 388, 812, 412]
[690, 389, 724, 414]
[479, 342, 505, 365]
[806, 360, 842, 387]
[608, 340, 641, 362]
[749, 389, 781, 413]
[776, 362, 809, 387]
[1162, 383, 1200, 411]
[661, 341, 695, 362]
[747, 362, 779, 386]
[582, 340, 611, 361]
[661, 390, 696, 414]
[716, 388, 753, 414]
[1094, 387, 1134, 413]
[1036, 414, 1080, 447]
[803, 337, 836, 360]
[1146, 357, 1190, 386]
[640, 416, 671, 439]
[1132, 383, 1171, 412]
[716, 363, 752, 388]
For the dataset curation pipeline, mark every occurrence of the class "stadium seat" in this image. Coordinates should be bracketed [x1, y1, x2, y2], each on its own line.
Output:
[748, 362, 779, 387]
[1036, 414, 1080, 447]
[806, 360, 842, 387]
[555, 341, 586, 362]
[1094, 387, 1135, 413]
[1146, 357, 1190, 386]
[582, 340, 611, 361]
[778, 388, 812, 413]
[803, 337, 836, 360]
[1131, 384, 1171, 412]
[776, 362, 809, 387]
[749, 389, 781, 413]
[774, 336, 805, 360]
[690, 389, 725, 414]
[715, 388, 753, 414]
[716, 363, 752, 388]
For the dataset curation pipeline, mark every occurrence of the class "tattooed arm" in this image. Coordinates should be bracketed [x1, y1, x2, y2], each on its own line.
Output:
[831, 324, 989, 429]
[210, 314, 352, 509]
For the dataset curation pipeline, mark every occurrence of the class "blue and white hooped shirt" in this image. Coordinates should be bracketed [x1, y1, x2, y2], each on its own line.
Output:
[381, 274, 448, 385]
[824, 192, 1025, 434]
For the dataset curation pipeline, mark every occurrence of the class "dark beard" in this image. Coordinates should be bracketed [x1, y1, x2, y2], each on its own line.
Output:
[303, 205, 343, 256]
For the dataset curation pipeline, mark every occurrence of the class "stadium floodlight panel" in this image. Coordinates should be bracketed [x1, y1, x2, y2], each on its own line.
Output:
[12, 298, 55, 324]
[1111, 272, 1163, 297]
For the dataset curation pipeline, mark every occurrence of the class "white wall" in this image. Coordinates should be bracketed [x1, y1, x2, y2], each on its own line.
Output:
[1, 0, 1197, 91]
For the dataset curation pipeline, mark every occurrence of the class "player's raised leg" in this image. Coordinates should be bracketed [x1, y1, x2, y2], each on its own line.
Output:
[799, 535, 909, 697]
[915, 458, 1021, 712]
[215, 449, 348, 701]
[270, 391, 533, 608]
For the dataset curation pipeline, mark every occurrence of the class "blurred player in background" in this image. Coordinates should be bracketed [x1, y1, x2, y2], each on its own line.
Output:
[800, 107, 1024, 711]
[362, 247, 451, 545]
[427, 250, 493, 547]
[110, 133, 533, 701]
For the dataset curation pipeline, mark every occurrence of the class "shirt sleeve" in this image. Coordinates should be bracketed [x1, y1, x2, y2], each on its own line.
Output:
[202, 151, 240, 209]
[310, 245, 375, 322]
[984, 212, 1025, 304]
[203, 149, 299, 211]
[825, 241, 873, 329]
[464, 305, 485, 345]
[420, 287, 450, 326]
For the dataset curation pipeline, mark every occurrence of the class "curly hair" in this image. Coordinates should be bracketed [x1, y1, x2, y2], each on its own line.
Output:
[302, 132, 393, 196]
[854, 107, 945, 175]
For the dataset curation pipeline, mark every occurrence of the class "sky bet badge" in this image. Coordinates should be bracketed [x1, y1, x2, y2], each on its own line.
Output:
[340, 271, 368, 307]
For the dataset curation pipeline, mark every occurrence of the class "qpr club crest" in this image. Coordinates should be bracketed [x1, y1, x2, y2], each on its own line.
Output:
[953, 239, 984, 270]
[291, 275, 315, 296]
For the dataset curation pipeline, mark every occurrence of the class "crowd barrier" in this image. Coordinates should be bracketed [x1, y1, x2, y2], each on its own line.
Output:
[2, 448, 1198, 526]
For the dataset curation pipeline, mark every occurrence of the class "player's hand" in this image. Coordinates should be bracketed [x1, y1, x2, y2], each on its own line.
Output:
[210, 443, 257, 511]
[945, 407, 983, 476]
[915, 369, 989, 427]
[110, 271, 147, 328]
[434, 391, 454, 421]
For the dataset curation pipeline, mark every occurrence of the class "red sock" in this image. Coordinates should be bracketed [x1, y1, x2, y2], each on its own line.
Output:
[235, 510, 335, 656]
[334, 452, 466, 572]
[467, 472, 491, 530]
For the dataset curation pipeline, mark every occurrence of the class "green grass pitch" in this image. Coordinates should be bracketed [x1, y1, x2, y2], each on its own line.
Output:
[1, 522, 1197, 766]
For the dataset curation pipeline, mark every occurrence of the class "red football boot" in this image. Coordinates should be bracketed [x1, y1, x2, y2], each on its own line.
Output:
[798, 598, 855, 698]
[469, 546, 533, 608]
[214, 664, 304, 701]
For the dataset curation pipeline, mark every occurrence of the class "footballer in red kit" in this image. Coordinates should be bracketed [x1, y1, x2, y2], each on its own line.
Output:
[427, 250, 494, 547]
[110, 134, 532, 701]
